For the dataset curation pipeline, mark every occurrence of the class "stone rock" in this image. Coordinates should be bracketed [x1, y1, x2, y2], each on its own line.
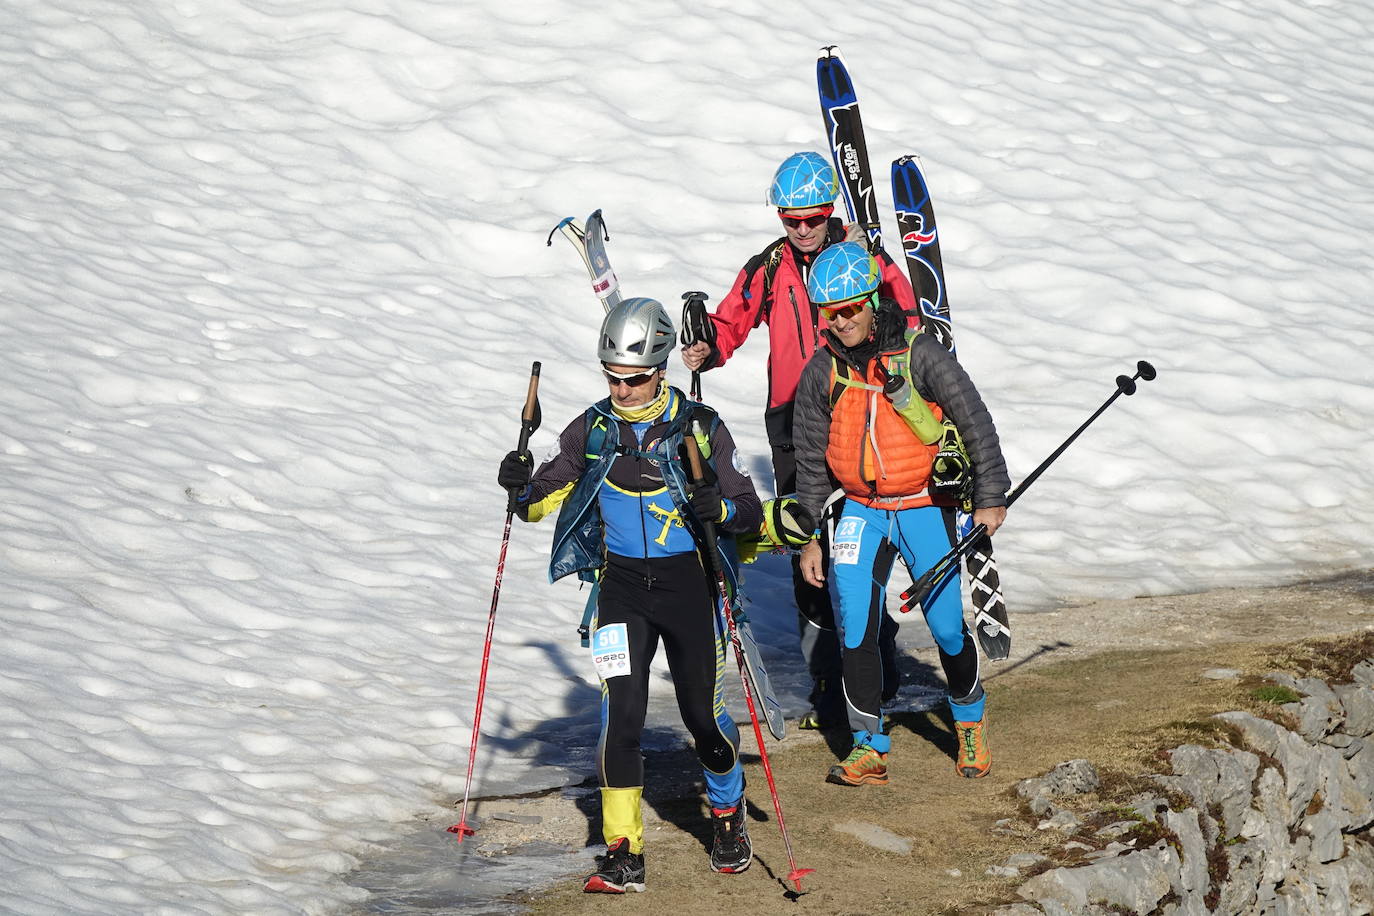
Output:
[1215, 711, 1320, 815]
[1084, 842, 1133, 862]
[1037, 810, 1082, 833]
[1296, 676, 1342, 706]
[1005, 665, 1374, 916]
[1162, 807, 1208, 905]
[1336, 684, 1374, 739]
[1004, 852, 1050, 870]
[1342, 836, 1374, 914]
[1216, 837, 1262, 916]
[1126, 792, 1171, 824]
[1323, 732, 1363, 760]
[1158, 743, 1259, 843]
[832, 820, 913, 855]
[989, 905, 1044, 916]
[1349, 741, 1374, 806]
[1018, 846, 1174, 914]
[987, 864, 1022, 878]
[1018, 759, 1101, 805]
[1203, 668, 1241, 680]
[1269, 871, 1324, 915]
[1301, 809, 1345, 863]
[1309, 859, 1357, 916]
[1283, 678, 1345, 741]
[1315, 740, 1374, 832]
[1242, 766, 1297, 887]
[1094, 820, 1138, 839]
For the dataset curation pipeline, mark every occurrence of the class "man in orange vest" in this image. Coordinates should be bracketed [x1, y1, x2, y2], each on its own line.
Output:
[792, 242, 1010, 787]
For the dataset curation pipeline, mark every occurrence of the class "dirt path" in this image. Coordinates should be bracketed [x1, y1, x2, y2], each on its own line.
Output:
[460, 572, 1374, 915]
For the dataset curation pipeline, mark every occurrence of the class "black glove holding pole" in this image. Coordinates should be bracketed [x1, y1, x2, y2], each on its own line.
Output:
[688, 481, 725, 525]
[497, 450, 532, 494]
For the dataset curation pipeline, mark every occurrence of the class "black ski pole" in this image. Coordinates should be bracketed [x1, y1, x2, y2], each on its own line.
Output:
[450, 361, 542, 841]
[680, 291, 712, 401]
[684, 429, 813, 893]
[901, 360, 1157, 611]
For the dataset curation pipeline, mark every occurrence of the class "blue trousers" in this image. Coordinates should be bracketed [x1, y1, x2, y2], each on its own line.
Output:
[831, 500, 984, 752]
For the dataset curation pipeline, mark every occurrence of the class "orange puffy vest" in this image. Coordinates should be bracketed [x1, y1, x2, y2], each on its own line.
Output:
[825, 352, 945, 509]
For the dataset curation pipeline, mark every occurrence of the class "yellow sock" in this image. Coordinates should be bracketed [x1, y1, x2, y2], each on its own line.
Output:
[600, 786, 644, 854]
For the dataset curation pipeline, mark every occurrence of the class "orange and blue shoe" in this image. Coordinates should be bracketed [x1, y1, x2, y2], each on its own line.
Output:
[826, 744, 889, 786]
[953, 715, 991, 778]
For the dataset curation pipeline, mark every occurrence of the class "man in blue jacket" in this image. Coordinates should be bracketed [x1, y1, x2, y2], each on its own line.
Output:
[498, 298, 763, 892]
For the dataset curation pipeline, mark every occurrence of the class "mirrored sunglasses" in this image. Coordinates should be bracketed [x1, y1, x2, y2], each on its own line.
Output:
[819, 294, 873, 321]
[777, 205, 834, 228]
[603, 368, 659, 387]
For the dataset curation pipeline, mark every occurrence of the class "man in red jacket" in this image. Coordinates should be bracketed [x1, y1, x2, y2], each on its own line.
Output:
[681, 151, 918, 729]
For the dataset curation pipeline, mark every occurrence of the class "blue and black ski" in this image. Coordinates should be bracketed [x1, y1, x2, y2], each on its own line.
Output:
[892, 157, 1010, 660]
[891, 157, 954, 353]
[817, 47, 1011, 661]
[817, 46, 884, 251]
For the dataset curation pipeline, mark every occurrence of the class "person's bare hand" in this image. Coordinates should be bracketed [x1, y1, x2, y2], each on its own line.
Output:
[974, 505, 1007, 537]
[800, 539, 825, 587]
[681, 341, 711, 371]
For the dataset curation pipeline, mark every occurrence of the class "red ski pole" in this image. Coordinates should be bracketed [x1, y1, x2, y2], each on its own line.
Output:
[450, 361, 541, 841]
[684, 430, 814, 892]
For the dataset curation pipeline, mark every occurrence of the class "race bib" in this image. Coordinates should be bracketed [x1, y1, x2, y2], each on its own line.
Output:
[832, 517, 864, 566]
[591, 623, 632, 680]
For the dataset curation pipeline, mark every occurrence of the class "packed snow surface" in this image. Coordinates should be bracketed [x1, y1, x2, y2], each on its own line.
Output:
[2, 0, 1372, 911]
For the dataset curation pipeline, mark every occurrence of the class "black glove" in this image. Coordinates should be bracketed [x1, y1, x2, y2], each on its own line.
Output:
[497, 450, 532, 493]
[689, 483, 725, 524]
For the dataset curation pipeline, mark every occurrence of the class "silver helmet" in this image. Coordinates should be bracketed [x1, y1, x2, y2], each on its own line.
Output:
[597, 297, 676, 368]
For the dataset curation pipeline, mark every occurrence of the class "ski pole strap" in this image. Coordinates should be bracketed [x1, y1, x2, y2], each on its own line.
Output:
[577, 578, 600, 647]
[680, 291, 715, 346]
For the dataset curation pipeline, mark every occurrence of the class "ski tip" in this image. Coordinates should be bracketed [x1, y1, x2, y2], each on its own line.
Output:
[447, 822, 476, 840]
[787, 867, 816, 892]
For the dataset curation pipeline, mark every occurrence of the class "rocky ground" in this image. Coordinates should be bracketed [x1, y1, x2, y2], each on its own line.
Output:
[442, 571, 1374, 915]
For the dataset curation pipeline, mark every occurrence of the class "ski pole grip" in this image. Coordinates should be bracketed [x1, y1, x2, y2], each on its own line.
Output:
[683, 430, 722, 566]
[516, 362, 541, 453]
[684, 425, 707, 486]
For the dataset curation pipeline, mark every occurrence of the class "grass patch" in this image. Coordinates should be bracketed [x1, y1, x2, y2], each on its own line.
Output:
[1250, 684, 1301, 704]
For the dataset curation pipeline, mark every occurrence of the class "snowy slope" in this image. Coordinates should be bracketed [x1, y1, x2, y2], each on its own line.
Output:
[2, 0, 1373, 911]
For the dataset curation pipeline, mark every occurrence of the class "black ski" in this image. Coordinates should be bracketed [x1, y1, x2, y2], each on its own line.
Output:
[892, 156, 1011, 661]
[817, 46, 884, 251]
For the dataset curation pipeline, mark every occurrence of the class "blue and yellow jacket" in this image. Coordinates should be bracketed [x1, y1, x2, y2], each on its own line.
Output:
[512, 387, 762, 587]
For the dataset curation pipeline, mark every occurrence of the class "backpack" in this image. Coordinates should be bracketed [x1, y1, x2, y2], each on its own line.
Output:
[737, 220, 847, 324]
[575, 400, 722, 645]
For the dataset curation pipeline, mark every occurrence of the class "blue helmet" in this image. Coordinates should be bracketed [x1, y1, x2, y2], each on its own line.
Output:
[768, 152, 838, 209]
[806, 241, 880, 305]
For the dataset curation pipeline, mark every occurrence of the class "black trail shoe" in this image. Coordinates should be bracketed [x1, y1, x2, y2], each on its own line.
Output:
[708, 802, 752, 874]
[583, 837, 646, 893]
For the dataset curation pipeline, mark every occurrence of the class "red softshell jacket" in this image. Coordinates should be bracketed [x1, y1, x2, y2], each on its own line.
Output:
[708, 226, 919, 409]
